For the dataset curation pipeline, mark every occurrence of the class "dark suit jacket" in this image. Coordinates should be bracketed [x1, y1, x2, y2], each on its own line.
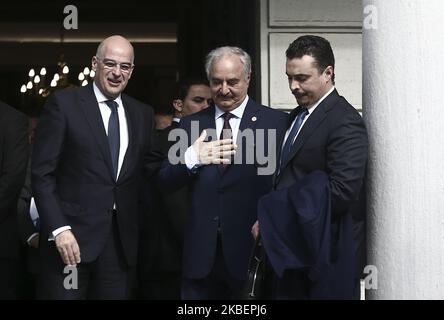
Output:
[32, 84, 163, 267]
[274, 89, 368, 277]
[157, 121, 189, 245]
[17, 150, 40, 274]
[158, 99, 287, 280]
[275, 89, 367, 217]
[259, 171, 355, 299]
[139, 120, 189, 276]
[0, 101, 29, 260]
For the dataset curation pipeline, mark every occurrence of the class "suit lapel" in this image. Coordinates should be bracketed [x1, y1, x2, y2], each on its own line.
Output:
[196, 106, 219, 177]
[273, 108, 299, 186]
[117, 94, 136, 182]
[237, 99, 260, 141]
[78, 85, 115, 180]
[281, 106, 326, 169]
[279, 89, 338, 174]
[199, 106, 216, 141]
[277, 107, 299, 165]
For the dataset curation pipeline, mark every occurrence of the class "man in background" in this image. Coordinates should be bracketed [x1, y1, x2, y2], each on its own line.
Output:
[138, 77, 211, 299]
[154, 111, 173, 130]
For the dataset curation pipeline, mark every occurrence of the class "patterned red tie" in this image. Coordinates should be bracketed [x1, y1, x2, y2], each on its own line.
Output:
[219, 112, 233, 171]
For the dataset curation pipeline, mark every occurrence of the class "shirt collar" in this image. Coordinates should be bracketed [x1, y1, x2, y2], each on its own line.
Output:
[305, 86, 335, 115]
[93, 82, 122, 107]
[214, 95, 249, 120]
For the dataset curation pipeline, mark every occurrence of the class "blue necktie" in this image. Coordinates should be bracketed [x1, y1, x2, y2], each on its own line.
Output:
[105, 100, 120, 180]
[279, 107, 308, 171]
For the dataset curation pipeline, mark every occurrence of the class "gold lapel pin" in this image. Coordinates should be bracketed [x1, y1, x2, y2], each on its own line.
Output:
[252, 116, 257, 122]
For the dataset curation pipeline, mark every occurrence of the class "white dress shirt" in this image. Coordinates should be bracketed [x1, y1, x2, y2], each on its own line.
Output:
[26, 197, 39, 245]
[184, 95, 249, 169]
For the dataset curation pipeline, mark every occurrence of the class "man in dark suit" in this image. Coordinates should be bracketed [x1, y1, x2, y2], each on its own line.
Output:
[32, 35, 163, 299]
[158, 47, 287, 299]
[0, 101, 29, 299]
[138, 77, 211, 299]
[254, 35, 368, 299]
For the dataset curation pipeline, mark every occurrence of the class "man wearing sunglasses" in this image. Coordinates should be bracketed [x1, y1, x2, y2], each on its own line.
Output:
[32, 35, 163, 299]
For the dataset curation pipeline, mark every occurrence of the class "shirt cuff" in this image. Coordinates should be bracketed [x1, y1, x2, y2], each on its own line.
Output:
[49, 226, 72, 241]
[26, 233, 39, 245]
[184, 145, 200, 170]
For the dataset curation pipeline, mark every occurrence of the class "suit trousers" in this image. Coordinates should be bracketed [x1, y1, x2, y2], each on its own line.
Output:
[37, 213, 132, 300]
[0, 258, 21, 299]
[273, 270, 310, 300]
[181, 234, 244, 300]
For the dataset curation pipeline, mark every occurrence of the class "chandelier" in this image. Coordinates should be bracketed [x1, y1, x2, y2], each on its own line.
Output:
[19, 54, 95, 111]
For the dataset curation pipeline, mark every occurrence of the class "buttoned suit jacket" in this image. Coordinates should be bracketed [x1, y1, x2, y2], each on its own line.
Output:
[32, 84, 163, 267]
[158, 99, 287, 280]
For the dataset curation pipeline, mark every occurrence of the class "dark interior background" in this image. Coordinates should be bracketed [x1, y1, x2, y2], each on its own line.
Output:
[0, 0, 260, 117]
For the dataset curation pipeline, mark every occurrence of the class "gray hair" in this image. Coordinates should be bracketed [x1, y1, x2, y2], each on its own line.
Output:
[205, 46, 251, 80]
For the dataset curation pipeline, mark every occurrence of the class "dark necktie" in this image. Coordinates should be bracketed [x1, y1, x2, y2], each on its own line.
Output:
[105, 100, 120, 180]
[219, 112, 233, 170]
[279, 107, 308, 172]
